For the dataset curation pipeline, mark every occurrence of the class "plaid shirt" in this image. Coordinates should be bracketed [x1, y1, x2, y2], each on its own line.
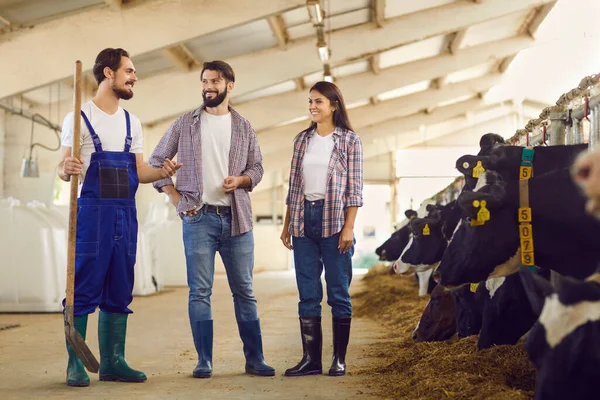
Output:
[149, 105, 263, 236]
[286, 126, 363, 238]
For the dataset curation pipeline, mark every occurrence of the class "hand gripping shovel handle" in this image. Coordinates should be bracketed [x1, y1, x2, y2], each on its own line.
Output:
[64, 60, 99, 373]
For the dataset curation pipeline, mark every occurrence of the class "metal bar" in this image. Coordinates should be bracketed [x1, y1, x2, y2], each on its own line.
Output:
[573, 118, 583, 144]
[0, 102, 61, 131]
[572, 94, 600, 120]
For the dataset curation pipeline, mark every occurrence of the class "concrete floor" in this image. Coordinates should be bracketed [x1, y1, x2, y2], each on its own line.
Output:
[0, 270, 386, 400]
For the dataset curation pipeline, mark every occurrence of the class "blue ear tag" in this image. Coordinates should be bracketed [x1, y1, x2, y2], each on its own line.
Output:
[527, 266, 538, 272]
[521, 148, 534, 166]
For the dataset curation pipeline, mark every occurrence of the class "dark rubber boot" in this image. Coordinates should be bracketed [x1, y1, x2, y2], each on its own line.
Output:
[284, 317, 323, 377]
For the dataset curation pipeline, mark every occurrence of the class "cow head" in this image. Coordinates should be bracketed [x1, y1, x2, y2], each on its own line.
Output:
[519, 268, 600, 400]
[435, 172, 521, 287]
[375, 209, 417, 261]
[412, 284, 456, 342]
[400, 205, 447, 272]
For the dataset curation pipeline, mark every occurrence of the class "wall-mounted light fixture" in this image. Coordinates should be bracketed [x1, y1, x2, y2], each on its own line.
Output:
[306, 0, 324, 26]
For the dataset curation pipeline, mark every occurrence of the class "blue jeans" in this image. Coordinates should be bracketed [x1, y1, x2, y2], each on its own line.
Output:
[182, 210, 257, 323]
[292, 200, 354, 318]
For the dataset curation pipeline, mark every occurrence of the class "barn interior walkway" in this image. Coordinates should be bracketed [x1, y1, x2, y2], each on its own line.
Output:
[0, 270, 388, 400]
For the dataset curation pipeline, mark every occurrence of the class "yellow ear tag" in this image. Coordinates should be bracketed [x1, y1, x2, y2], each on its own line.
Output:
[470, 283, 479, 293]
[469, 200, 484, 226]
[476, 200, 490, 223]
[409, 215, 416, 220]
[423, 224, 430, 236]
[472, 161, 485, 178]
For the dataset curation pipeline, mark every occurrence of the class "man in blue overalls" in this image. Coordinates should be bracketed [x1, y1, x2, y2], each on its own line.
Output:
[57, 48, 181, 387]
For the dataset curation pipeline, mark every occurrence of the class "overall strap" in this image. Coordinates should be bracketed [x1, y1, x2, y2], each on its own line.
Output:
[124, 109, 132, 153]
[80, 111, 103, 152]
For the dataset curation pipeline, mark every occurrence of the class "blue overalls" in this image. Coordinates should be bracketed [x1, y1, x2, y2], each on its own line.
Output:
[68, 110, 139, 316]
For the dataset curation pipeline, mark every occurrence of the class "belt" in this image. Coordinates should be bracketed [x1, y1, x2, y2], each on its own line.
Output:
[202, 204, 231, 215]
[305, 199, 325, 205]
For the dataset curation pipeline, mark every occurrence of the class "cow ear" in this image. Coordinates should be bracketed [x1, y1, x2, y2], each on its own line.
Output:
[519, 267, 554, 316]
[405, 210, 417, 219]
[426, 204, 436, 213]
[478, 133, 506, 156]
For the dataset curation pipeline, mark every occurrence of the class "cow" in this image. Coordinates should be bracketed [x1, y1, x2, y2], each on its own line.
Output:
[475, 267, 550, 349]
[436, 168, 600, 287]
[375, 209, 418, 261]
[395, 202, 460, 275]
[413, 283, 481, 341]
[412, 284, 456, 342]
[456, 143, 588, 186]
[573, 147, 600, 218]
[396, 133, 506, 276]
[519, 267, 600, 400]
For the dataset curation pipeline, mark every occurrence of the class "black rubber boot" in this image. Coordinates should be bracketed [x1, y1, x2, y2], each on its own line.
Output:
[284, 317, 322, 377]
[191, 320, 213, 378]
[98, 311, 147, 382]
[66, 315, 91, 387]
[328, 317, 351, 376]
[237, 319, 275, 376]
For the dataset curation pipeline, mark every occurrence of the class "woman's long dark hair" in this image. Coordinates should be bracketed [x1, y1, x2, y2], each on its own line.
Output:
[303, 81, 354, 133]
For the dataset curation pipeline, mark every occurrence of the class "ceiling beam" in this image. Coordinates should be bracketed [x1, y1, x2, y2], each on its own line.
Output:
[226, 35, 533, 132]
[371, 0, 386, 28]
[525, 2, 557, 38]
[2, 0, 554, 117]
[256, 74, 503, 155]
[0, 0, 306, 100]
[267, 14, 289, 49]
[162, 44, 202, 72]
[125, 0, 551, 124]
[494, 1, 556, 76]
[448, 29, 467, 55]
[0, 15, 11, 26]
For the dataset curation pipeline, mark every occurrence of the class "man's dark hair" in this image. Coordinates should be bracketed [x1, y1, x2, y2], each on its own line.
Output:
[93, 48, 130, 85]
[200, 60, 235, 83]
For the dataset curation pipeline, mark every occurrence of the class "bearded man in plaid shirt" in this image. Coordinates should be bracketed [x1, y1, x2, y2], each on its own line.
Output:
[149, 60, 274, 378]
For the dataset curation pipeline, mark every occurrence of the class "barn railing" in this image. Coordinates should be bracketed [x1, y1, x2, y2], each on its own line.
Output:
[429, 72, 600, 203]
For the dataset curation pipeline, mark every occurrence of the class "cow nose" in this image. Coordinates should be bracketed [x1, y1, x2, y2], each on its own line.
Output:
[392, 262, 398, 274]
[412, 331, 418, 340]
[433, 270, 441, 283]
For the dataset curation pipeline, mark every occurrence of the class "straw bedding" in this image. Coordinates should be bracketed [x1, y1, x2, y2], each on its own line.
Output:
[354, 265, 536, 400]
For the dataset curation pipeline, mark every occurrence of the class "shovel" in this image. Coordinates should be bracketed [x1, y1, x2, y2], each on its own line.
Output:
[64, 60, 99, 373]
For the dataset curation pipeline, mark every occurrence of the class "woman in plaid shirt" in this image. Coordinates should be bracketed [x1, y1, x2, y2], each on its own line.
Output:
[280, 81, 364, 377]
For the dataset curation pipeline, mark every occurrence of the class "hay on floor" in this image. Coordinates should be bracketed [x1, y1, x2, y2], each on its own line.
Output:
[354, 266, 536, 400]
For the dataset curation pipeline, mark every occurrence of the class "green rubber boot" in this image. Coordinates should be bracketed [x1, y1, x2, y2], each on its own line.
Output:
[98, 311, 146, 383]
[66, 315, 91, 387]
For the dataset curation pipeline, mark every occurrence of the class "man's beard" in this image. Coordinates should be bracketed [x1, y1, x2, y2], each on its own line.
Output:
[112, 83, 134, 100]
[203, 89, 227, 107]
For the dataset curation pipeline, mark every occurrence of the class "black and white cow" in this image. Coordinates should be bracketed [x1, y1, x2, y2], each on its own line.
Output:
[520, 267, 600, 400]
[436, 168, 600, 287]
[474, 267, 551, 349]
[456, 143, 588, 186]
[375, 209, 418, 261]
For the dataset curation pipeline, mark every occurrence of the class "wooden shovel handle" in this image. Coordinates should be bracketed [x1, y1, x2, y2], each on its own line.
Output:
[66, 61, 82, 309]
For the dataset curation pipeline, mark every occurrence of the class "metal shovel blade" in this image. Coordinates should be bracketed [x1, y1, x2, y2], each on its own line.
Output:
[64, 320, 99, 373]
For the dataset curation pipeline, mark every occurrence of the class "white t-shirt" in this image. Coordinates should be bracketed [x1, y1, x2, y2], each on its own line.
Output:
[303, 132, 335, 201]
[61, 100, 143, 182]
[200, 111, 232, 206]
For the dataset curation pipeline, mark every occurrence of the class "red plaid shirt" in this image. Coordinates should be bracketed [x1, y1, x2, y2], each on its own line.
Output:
[285, 126, 363, 238]
[149, 105, 263, 236]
